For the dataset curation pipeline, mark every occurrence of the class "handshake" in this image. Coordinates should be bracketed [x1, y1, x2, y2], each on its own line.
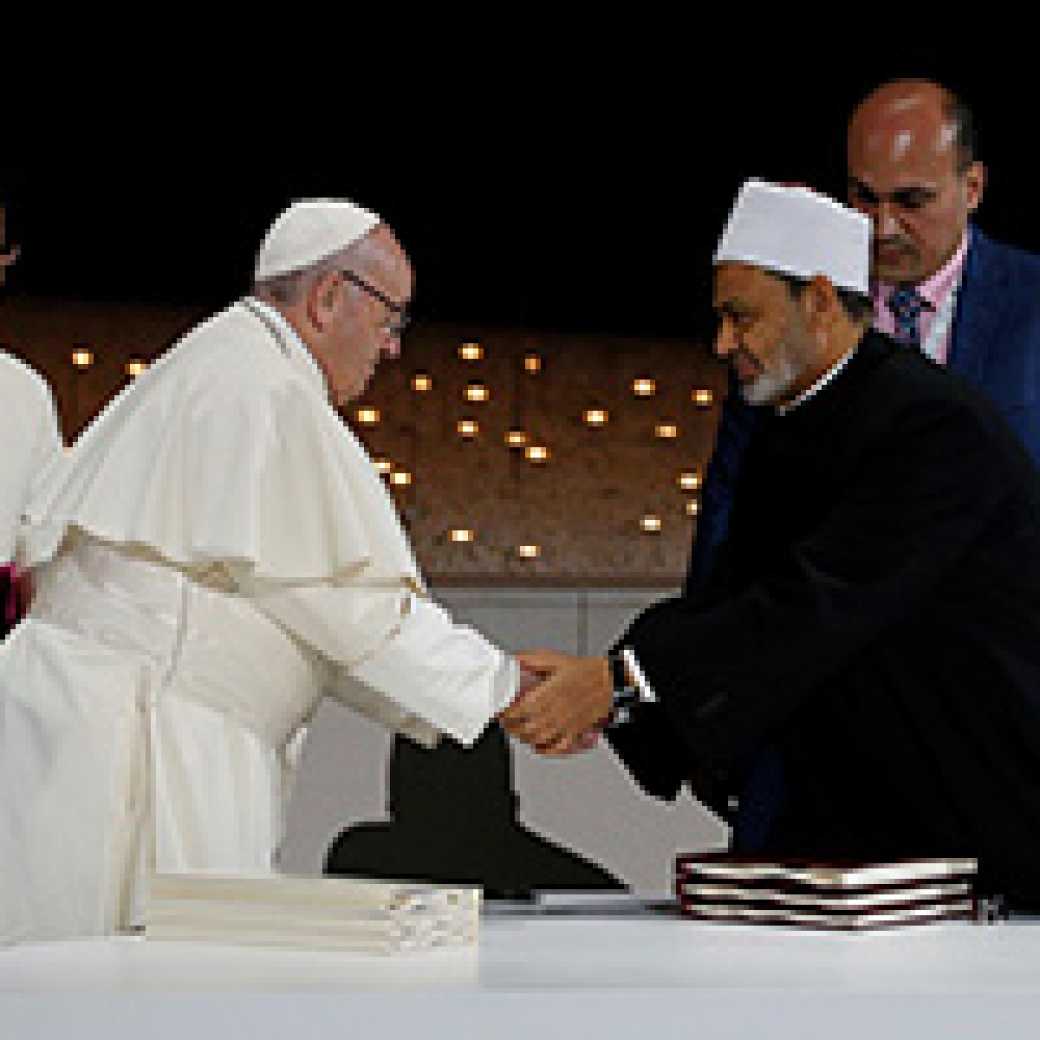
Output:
[498, 650, 615, 757]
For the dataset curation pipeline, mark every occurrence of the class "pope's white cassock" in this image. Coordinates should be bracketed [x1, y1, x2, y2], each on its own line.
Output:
[0, 274, 516, 942]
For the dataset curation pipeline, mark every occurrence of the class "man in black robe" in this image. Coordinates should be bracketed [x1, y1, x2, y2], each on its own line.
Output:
[502, 180, 1040, 908]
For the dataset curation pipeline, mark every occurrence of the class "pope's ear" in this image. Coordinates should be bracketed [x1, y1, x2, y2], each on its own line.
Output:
[306, 271, 341, 331]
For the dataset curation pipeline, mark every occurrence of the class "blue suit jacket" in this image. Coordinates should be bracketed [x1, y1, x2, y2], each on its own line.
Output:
[688, 226, 1040, 592]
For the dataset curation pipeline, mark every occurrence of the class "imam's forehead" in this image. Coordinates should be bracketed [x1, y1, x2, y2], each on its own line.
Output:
[714, 262, 769, 293]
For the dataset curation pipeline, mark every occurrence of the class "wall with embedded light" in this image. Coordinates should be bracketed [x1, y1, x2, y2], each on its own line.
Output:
[1, 297, 727, 584]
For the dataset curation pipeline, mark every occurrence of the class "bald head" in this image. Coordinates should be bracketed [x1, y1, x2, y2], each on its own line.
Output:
[850, 80, 974, 171]
[847, 80, 984, 284]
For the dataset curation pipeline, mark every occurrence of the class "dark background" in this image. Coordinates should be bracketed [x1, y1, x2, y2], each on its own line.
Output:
[1, 50, 1026, 341]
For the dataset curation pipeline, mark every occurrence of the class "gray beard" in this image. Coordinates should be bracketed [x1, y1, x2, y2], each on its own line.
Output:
[739, 352, 803, 406]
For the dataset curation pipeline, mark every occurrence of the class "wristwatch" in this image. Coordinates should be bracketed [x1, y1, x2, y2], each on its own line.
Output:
[606, 651, 640, 729]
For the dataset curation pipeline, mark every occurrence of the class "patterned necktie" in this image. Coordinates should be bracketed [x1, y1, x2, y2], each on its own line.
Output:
[887, 286, 926, 348]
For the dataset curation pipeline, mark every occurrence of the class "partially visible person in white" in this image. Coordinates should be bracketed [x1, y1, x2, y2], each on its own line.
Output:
[0, 353, 61, 634]
[0, 206, 62, 636]
[0, 200, 532, 944]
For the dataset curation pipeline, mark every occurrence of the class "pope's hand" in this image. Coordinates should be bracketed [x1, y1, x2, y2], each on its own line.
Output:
[499, 649, 612, 755]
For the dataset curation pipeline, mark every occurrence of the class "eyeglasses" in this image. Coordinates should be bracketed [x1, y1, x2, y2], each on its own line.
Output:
[340, 269, 411, 337]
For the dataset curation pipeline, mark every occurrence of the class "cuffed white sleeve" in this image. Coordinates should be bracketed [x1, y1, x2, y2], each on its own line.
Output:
[350, 595, 515, 746]
[248, 582, 515, 746]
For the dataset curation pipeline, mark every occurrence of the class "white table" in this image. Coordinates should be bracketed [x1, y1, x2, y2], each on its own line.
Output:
[3, 911, 1040, 1038]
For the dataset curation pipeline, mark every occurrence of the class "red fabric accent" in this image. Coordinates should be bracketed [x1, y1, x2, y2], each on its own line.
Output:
[1, 563, 21, 624]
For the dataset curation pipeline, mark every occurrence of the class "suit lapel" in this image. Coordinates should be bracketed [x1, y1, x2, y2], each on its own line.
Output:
[948, 228, 1006, 384]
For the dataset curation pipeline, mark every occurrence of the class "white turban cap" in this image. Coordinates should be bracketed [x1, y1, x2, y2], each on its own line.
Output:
[713, 179, 871, 295]
[254, 198, 382, 282]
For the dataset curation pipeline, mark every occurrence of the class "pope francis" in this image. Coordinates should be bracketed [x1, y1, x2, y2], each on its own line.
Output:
[0, 200, 524, 943]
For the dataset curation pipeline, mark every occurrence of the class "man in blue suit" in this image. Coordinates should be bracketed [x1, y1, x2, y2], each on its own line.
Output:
[687, 80, 1040, 853]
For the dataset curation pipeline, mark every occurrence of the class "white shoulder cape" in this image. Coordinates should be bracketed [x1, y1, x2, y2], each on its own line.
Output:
[21, 301, 420, 588]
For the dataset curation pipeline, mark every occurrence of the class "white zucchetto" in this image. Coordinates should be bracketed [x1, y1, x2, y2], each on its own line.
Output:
[714, 179, 871, 295]
[254, 199, 381, 281]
